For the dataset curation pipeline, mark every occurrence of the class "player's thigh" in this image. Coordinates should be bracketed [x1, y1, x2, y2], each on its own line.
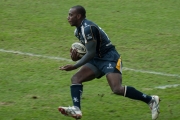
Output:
[71, 63, 101, 84]
[106, 73, 124, 95]
[105, 55, 123, 93]
[106, 73, 122, 88]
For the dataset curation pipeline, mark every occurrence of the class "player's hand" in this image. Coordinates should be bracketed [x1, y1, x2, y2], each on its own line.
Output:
[70, 48, 81, 61]
[59, 64, 77, 71]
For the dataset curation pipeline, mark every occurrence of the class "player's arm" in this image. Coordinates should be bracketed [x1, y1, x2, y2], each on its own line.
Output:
[59, 43, 95, 71]
[60, 26, 97, 71]
[73, 40, 96, 68]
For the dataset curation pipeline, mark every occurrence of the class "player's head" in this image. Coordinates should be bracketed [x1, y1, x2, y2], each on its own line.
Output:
[67, 5, 86, 27]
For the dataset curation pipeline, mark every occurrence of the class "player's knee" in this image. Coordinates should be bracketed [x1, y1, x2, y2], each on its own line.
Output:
[71, 75, 78, 84]
[71, 75, 81, 84]
[112, 86, 124, 95]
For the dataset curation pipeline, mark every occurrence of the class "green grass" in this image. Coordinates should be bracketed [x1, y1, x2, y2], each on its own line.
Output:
[0, 0, 180, 120]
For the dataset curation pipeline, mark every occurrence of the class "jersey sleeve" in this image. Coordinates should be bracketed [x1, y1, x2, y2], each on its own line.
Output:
[82, 25, 98, 43]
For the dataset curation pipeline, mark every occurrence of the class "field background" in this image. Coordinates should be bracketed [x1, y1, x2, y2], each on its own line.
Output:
[0, 0, 180, 120]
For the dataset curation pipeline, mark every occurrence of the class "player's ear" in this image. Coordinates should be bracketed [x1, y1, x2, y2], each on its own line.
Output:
[77, 14, 81, 19]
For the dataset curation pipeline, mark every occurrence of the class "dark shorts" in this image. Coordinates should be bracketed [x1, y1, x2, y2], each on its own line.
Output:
[84, 50, 122, 78]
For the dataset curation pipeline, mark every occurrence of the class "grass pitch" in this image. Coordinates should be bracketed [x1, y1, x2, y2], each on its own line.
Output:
[0, 0, 180, 120]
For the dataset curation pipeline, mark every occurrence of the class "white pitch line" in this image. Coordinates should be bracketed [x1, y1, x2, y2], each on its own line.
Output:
[123, 67, 180, 78]
[0, 48, 180, 78]
[155, 84, 180, 89]
[0, 49, 72, 62]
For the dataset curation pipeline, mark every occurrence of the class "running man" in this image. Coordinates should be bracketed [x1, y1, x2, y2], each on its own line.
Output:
[59, 5, 160, 120]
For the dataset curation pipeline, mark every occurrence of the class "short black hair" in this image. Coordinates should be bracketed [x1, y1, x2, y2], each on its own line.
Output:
[71, 5, 86, 18]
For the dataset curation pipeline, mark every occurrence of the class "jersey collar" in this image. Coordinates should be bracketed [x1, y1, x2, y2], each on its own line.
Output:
[77, 18, 86, 29]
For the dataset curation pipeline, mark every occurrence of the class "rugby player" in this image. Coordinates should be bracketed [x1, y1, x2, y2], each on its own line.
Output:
[59, 5, 160, 120]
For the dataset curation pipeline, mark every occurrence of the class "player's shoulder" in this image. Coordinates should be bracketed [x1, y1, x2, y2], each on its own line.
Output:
[81, 19, 99, 32]
[82, 19, 97, 28]
[82, 19, 93, 25]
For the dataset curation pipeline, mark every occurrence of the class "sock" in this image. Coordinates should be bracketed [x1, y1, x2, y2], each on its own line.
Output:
[124, 86, 152, 104]
[71, 84, 83, 109]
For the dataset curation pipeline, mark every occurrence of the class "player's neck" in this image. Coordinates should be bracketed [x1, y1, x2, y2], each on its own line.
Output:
[76, 18, 86, 28]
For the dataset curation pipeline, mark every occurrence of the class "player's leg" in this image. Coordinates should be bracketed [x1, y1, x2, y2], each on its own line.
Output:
[71, 63, 101, 84]
[59, 63, 101, 119]
[103, 53, 156, 104]
[70, 63, 100, 109]
[106, 73, 160, 120]
[103, 51, 160, 119]
[106, 73, 152, 103]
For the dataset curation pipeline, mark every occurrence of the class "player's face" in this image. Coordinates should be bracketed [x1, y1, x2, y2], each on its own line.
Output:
[67, 8, 79, 26]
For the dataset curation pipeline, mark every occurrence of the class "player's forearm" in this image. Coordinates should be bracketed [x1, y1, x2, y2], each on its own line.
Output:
[73, 51, 95, 68]
[73, 40, 96, 68]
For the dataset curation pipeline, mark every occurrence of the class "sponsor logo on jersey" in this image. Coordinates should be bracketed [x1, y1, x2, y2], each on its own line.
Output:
[86, 34, 92, 40]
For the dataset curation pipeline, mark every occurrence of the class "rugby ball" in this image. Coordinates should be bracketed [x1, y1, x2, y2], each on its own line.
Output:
[71, 42, 86, 57]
